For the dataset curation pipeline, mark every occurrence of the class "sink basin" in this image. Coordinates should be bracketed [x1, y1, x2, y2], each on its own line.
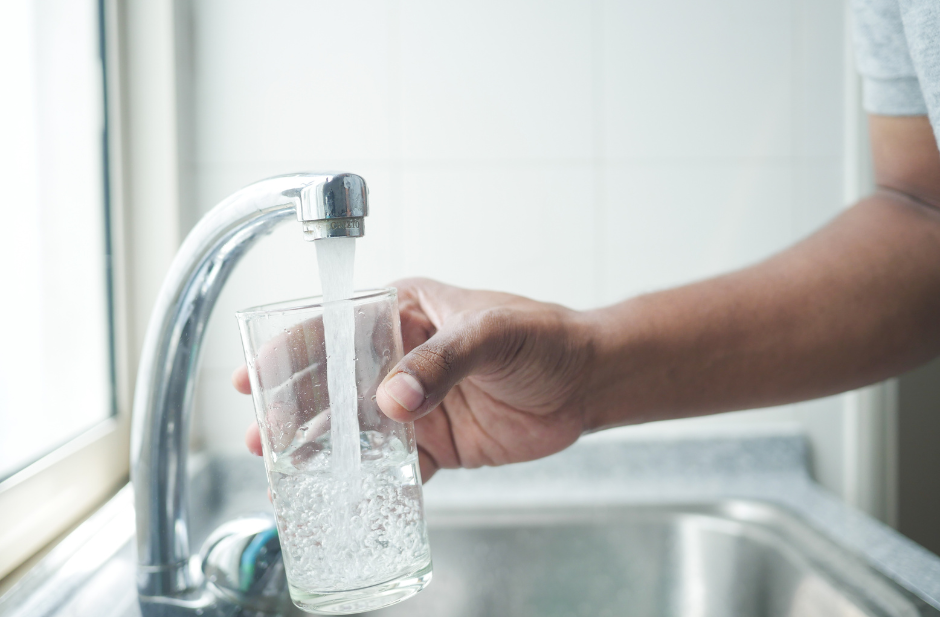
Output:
[2, 439, 940, 617]
[360, 502, 934, 617]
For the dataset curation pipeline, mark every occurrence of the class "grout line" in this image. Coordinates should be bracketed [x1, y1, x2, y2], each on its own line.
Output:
[388, 0, 404, 276]
[591, 0, 607, 308]
[790, 0, 802, 242]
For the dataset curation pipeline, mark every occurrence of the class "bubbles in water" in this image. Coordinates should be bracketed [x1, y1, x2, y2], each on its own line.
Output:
[270, 438, 429, 593]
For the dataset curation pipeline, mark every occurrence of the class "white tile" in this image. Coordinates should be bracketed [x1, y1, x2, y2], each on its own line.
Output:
[399, 165, 598, 309]
[602, 0, 793, 159]
[194, 368, 259, 453]
[343, 167, 412, 289]
[191, 0, 392, 165]
[792, 156, 842, 239]
[399, 0, 594, 161]
[601, 162, 794, 304]
[793, 0, 845, 158]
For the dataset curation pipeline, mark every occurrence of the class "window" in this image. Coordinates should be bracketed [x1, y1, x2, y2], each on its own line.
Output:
[0, 0, 126, 581]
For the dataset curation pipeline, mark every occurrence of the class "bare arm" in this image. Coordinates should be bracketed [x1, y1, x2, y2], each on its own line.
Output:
[584, 115, 940, 429]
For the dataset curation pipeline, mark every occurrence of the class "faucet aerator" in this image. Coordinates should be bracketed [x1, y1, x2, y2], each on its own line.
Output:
[296, 172, 368, 241]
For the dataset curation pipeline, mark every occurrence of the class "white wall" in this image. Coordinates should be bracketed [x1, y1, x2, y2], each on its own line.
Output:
[181, 0, 856, 496]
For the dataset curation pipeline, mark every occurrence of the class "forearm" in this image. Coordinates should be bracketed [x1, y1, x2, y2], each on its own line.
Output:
[583, 190, 940, 431]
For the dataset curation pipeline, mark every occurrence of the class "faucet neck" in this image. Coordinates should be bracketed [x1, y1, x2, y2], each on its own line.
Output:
[130, 172, 367, 600]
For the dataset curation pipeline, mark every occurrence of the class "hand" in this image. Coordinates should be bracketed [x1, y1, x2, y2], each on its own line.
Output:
[234, 278, 598, 481]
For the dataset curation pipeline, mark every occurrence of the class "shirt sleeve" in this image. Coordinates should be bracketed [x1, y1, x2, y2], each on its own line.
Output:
[897, 1, 940, 140]
[852, 0, 928, 116]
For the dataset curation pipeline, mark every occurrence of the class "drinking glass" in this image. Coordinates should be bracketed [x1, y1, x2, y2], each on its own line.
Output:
[235, 289, 432, 614]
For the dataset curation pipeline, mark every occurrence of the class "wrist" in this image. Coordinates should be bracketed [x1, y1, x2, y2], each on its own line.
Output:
[575, 300, 646, 434]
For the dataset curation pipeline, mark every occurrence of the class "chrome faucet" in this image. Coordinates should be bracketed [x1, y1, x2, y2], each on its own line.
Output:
[130, 172, 368, 616]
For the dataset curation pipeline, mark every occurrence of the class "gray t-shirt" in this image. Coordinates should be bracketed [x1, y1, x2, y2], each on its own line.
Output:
[854, 0, 940, 143]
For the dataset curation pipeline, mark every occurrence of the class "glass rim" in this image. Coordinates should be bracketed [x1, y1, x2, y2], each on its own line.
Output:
[235, 287, 397, 319]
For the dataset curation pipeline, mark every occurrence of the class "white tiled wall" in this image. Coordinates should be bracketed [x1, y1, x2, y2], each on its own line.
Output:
[182, 0, 851, 494]
[603, 0, 794, 160]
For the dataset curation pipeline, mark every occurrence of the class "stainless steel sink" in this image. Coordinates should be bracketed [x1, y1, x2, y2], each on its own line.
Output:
[2, 448, 939, 617]
[360, 502, 935, 617]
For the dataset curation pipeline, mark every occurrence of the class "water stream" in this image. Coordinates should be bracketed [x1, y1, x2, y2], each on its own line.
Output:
[315, 237, 361, 490]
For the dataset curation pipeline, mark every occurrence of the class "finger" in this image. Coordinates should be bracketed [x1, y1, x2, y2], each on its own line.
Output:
[414, 408, 462, 468]
[242, 317, 330, 452]
[392, 277, 469, 326]
[252, 316, 326, 390]
[245, 422, 263, 456]
[394, 280, 440, 353]
[266, 401, 315, 452]
[377, 309, 518, 422]
[232, 366, 252, 394]
[418, 447, 438, 483]
[287, 412, 333, 465]
[399, 300, 437, 354]
[392, 278, 520, 355]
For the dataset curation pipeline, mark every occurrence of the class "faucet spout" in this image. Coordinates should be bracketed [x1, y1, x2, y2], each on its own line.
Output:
[294, 172, 368, 240]
[130, 172, 368, 610]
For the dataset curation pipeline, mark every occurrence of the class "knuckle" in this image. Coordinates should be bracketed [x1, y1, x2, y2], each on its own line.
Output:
[474, 306, 516, 333]
[410, 343, 459, 376]
[473, 307, 525, 354]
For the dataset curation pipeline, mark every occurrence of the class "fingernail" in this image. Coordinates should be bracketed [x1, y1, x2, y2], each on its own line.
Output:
[384, 373, 425, 412]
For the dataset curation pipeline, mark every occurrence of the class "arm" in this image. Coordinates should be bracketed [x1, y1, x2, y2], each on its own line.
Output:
[584, 115, 940, 429]
[372, 115, 940, 444]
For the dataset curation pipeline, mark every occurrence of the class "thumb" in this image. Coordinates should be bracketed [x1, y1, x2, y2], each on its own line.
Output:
[376, 310, 515, 422]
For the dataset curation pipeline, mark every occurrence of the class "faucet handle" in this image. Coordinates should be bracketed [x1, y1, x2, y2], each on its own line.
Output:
[291, 172, 369, 240]
[200, 514, 290, 613]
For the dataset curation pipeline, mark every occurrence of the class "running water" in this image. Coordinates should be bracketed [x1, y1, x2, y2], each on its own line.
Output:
[267, 236, 431, 600]
[315, 237, 361, 488]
